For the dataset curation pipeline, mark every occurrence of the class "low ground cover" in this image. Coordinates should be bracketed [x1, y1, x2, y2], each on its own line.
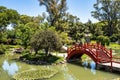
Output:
[13, 68, 58, 80]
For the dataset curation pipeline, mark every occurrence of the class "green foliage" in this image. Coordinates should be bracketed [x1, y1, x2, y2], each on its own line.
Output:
[66, 14, 84, 42]
[97, 35, 110, 46]
[20, 52, 64, 64]
[0, 6, 19, 45]
[0, 44, 6, 54]
[19, 15, 32, 24]
[47, 55, 63, 63]
[110, 34, 118, 42]
[15, 21, 40, 48]
[38, 0, 67, 31]
[91, 0, 120, 36]
[13, 69, 58, 80]
[117, 33, 120, 45]
[0, 6, 19, 31]
[117, 39, 120, 45]
[0, 32, 7, 44]
[59, 32, 72, 45]
[30, 29, 62, 55]
[20, 53, 36, 61]
[85, 20, 96, 36]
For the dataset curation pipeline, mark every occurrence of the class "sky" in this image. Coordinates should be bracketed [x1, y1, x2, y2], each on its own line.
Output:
[0, 0, 98, 23]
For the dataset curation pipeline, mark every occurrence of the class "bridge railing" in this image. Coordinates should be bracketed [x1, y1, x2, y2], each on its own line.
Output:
[84, 43, 110, 62]
[112, 57, 120, 64]
[67, 43, 112, 61]
[99, 45, 112, 58]
[67, 44, 82, 54]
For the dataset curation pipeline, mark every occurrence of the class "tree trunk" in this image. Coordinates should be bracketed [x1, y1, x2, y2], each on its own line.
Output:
[35, 49, 38, 55]
[45, 48, 49, 57]
[108, 21, 113, 36]
[75, 38, 78, 42]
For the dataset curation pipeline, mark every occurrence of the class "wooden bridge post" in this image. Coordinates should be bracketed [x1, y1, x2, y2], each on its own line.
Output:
[110, 48, 112, 72]
[96, 48, 99, 70]
[96, 49, 98, 63]
[97, 43, 99, 50]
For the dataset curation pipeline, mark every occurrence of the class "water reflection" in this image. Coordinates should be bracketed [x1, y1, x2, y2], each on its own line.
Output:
[90, 61, 96, 75]
[83, 61, 88, 70]
[61, 64, 77, 80]
[83, 61, 96, 74]
[2, 60, 19, 75]
[64, 73, 76, 80]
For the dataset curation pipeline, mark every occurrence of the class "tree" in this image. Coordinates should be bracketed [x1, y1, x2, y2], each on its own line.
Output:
[59, 32, 72, 45]
[93, 22, 104, 39]
[96, 35, 110, 46]
[0, 6, 19, 31]
[38, 0, 67, 31]
[85, 20, 96, 36]
[30, 29, 62, 56]
[0, 6, 19, 43]
[14, 15, 44, 48]
[91, 0, 120, 36]
[19, 15, 32, 24]
[66, 14, 84, 42]
[15, 22, 40, 48]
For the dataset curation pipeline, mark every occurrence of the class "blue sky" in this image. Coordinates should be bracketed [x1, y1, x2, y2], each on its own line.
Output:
[0, 0, 98, 23]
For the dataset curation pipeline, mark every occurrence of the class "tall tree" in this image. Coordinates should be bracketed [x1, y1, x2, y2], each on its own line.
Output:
[0, 6, 19, 31]
[66, 14, 84, 42]
[38, 0, 67, 31]
[85, 20, 95, 35]
[91, 0, 120, 36]
[0, 6, 19, 43]
[15, 15, 43, 48]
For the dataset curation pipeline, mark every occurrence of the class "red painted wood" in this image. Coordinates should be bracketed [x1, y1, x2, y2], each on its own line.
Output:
[67, 43, 120, 70]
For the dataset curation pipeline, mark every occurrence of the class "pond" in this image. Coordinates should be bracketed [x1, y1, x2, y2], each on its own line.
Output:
[0, 54, 119, 80]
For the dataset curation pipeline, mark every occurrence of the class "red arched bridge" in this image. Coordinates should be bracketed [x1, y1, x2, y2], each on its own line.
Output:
[66, 43, 120, 71]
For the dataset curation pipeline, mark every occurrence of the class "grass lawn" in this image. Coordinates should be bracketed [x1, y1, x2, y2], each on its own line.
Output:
[107, 43, 120, 57]
[108, 43, 120, 49]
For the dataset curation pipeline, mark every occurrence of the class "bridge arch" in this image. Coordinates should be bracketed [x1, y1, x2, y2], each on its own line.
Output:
[66, 43, 112, 63]
[66, 49, 97, 62]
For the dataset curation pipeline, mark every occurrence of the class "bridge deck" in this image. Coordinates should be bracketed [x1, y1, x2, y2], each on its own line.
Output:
[101, 62, 120, 68]
[98, 62, 120, 72]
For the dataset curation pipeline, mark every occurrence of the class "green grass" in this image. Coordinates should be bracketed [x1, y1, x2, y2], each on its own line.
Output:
[108, 43, 120, 49]
[107, 43, 120, 57]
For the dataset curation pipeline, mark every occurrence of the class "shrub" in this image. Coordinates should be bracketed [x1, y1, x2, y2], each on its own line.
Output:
[110, 34, 118, 42]
[0, 44, 6, 54]
[97, 35, 110, 46]
[91, 35, 97, 40]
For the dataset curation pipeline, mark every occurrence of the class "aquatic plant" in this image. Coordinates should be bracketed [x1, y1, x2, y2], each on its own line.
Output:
[13, 68, 58, 80]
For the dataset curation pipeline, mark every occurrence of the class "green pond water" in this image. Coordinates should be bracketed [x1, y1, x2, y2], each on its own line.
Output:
[0, 54, 120, 80]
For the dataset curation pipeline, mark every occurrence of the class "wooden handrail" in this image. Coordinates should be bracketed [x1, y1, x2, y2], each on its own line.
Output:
[67, 43, 113, 62]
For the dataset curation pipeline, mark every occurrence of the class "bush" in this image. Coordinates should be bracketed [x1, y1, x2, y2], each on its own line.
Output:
[110, 34, 118, 42]
[118, 33, 120, 45]
[97, 35, 110, 46]
[20, 53, 35, 61]
[0, 44, 6, 54]
[14, 39, 22, 45]
[91, 35, 97, 40]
